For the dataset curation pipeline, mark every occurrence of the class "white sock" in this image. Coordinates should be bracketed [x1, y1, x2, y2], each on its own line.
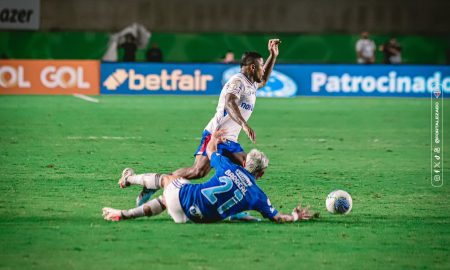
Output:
[121, 205, 145, 219]
[126, 173, 165, 189]
[120, 196, 165, 220]
[142, 196, 166, 216]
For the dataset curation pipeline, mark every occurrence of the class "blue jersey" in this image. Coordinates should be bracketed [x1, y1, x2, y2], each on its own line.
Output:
[179, 152, 278, 223]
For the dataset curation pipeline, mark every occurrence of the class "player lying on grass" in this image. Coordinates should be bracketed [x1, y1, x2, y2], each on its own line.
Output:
[134, 39, 281, 212]
[102, 130, 318, 223]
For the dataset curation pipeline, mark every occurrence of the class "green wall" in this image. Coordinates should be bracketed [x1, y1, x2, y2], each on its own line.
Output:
[0, 31, 447, 64]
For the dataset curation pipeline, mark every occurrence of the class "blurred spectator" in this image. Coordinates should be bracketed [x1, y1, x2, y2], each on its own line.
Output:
[356, 31, 376, 64]
[120, 33, 137, 62]
[222, 50, 236, 64]
[380, 37, 402, 64]
[146, 43, 163, 62]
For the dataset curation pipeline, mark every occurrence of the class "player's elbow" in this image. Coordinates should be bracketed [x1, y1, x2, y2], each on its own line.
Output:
[225, 93, 238, 107]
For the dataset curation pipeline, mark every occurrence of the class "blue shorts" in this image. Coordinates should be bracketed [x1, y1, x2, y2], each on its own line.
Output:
[194, 130, 244, 157]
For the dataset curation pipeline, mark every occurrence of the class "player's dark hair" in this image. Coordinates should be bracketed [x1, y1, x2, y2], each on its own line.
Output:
[240, 51, 263, 68]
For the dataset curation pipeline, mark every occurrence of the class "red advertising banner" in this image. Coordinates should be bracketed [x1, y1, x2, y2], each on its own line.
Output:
[0, 60, 99, 95]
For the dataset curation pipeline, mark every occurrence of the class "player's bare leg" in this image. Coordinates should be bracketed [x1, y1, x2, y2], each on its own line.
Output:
[172, 154, 211, 179]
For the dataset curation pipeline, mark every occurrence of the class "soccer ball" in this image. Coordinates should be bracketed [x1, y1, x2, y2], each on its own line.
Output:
[326, 190, 353, 214]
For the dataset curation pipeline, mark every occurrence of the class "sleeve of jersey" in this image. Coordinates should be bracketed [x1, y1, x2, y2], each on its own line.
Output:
[210, 152, 222, 169]
[255, 194, 278, 220]
[225, 78, 244, 98]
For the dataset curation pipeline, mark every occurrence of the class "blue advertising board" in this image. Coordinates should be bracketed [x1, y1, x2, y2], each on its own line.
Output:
[101, 62, 450, 98]
[101, 63, 225, 96]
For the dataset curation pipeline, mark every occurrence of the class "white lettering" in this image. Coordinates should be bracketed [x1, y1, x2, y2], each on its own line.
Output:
[361, 77, 376, 92]
[129, 69, 144, 90]
[0, 65, 31, 88]
[126, 69, 212, 91]
[40, 66, 89, 89]
[310, 71, 450, 95]
[397, 77, 411, 93]
[412, 77, 425, 92]
[145, 74, 160, 90]
[311, 72, 326, 92]
[376, 77, 388, 93]
[326, 76, 340, 92]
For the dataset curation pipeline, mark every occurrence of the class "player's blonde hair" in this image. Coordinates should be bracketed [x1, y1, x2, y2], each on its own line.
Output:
[245, 149, 269, 175]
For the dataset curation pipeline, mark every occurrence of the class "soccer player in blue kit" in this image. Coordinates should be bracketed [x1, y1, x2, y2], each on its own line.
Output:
[131, 39, 282, 213]
[102, 130, 317, 223]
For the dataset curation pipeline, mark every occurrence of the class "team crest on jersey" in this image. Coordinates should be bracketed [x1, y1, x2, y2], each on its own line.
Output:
[227, 79, 244, 93]
[189, 204, 203, 219]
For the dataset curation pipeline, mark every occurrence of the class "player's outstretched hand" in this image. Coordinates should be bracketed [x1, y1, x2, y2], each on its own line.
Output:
[268, 39, 281, 57]
[242, 123, 256, 144]
[293, 204, 319, 221]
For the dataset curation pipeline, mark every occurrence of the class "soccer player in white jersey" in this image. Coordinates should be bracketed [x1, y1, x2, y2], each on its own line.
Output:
[103, 130, 318, 223]
[133, 39, 281, 209]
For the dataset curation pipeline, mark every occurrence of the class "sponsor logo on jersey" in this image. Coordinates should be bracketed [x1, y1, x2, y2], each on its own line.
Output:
[189, 204, 203, 219]
[240, 102, 254, 111]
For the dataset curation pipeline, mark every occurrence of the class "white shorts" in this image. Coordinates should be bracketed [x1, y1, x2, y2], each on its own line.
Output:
[163, 178, 190, 223]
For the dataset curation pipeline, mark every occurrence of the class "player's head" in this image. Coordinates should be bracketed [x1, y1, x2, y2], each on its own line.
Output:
[240, 52, 264, 83]
[244, 149, 269, 179]
[361, 31, 369, 39]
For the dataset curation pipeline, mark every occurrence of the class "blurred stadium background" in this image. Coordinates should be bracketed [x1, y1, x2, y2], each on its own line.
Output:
[0, 0, 449, 269]
[1, 0, 449, 63]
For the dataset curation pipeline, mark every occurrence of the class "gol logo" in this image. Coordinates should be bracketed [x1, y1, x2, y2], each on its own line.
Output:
[0, 65, 90, 89]
[0, 66, 30, 88]
[0, 60, 99, 95]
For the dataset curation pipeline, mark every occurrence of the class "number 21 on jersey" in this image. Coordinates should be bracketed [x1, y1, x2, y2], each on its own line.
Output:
[201, 176, 243, 214]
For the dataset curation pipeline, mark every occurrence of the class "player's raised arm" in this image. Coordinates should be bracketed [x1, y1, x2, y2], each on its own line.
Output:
[259, 39, 281, 89]
[206, 129, 227, 159]
[271, 204, 318, 223]
[225, 93, 256, 143]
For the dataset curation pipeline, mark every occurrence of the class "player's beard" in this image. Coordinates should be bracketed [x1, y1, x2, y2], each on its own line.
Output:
[254, 72, 263, 83]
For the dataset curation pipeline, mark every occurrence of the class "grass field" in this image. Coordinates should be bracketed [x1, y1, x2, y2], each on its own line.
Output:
[0, 95, 449, 270]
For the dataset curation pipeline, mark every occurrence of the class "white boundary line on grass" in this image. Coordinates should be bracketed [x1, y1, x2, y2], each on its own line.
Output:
[73, 93, 100, 103]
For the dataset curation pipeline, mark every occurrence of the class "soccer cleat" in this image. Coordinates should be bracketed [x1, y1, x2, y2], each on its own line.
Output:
[118, 168, 135, 188]
[229, 212, 261, 222]
[135, 187, 156, 207]
[102, 207, 123, 222]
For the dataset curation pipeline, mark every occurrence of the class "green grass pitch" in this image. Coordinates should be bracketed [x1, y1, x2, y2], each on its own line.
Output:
[0, 95, 448, 270]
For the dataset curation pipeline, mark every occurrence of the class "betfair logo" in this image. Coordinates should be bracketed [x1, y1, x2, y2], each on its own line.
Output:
[103, 69, 213, 91]
[103, 69, 128, 90]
